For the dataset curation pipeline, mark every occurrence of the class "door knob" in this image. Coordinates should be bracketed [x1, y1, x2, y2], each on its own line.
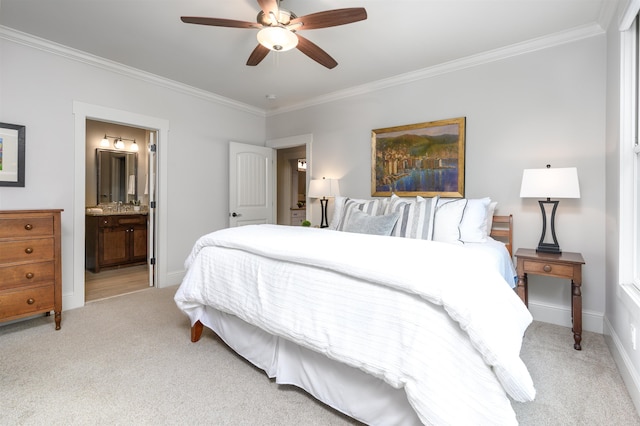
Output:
[231, 212, 241, 217]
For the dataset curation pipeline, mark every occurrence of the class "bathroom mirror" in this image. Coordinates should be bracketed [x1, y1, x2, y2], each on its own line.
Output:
[96, 148, 138, 204]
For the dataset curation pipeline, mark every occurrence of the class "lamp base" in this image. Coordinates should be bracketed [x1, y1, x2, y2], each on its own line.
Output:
[319, 198, 328, 228]
[536, 199, 562, 254]
[536, 243, 561, 254]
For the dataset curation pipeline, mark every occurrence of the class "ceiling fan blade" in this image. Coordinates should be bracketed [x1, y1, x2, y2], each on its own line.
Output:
[181, 16, 258, 29]
[295, 34, 337, 69]
[247, 44, 271, 66]
[257, 0, 279, 18]
[289, 8, 367, 30]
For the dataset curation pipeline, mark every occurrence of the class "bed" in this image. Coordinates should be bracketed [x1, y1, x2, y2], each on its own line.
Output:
[174, 196, 535, 425]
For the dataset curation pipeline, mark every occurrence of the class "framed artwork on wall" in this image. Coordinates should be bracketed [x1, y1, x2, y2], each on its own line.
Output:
[0, 122, 26, 187]
[371, 117, 465, 197]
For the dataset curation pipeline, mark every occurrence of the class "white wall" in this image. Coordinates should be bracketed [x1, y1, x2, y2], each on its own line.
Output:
[267, 34, 608, 333]
[0, 31, 266, 310]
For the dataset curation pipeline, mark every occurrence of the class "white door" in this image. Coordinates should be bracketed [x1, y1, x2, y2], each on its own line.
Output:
[229, 141, 274, 227]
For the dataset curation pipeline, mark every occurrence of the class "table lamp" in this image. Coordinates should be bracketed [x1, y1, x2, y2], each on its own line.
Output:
[520, 165, 580, 254]
[308, 177, 340, 228]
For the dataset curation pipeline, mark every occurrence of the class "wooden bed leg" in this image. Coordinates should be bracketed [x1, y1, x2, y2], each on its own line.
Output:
[191, 320, 204, 342]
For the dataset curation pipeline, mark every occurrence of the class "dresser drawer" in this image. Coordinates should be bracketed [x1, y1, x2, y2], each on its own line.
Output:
[0, 238, 55, 264]
[0, 284, 54, 317]
[523, 260, 575, 279]
[0, 261, 55, 290]
[0, 217, 53, 239]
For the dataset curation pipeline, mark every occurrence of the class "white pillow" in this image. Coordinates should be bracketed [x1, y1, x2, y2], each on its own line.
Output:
[459, 197, 492, 243]
[385, 193, 439, 240]
[486, 201, 498, 236]
[433, 198, 467, 244]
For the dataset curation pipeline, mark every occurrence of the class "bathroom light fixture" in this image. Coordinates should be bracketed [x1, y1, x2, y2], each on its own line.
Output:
[100, 135, 137, 151]
[308, 177, 341, 228]
[520, 165, 580, 253]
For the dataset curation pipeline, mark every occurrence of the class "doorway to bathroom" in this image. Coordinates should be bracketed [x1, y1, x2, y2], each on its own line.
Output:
[84, 119, 157, 302]
[276, 145, 307, 226]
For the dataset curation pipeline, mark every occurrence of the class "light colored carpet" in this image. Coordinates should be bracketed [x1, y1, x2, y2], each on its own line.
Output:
[1, 285, 638, 425]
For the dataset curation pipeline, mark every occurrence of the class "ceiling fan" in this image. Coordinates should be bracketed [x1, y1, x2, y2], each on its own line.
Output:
[181, 0, 367, 69]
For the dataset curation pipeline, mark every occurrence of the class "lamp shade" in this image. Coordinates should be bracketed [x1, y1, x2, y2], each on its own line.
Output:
[308, 178, 340, 198]
[520, 167, 580, 199]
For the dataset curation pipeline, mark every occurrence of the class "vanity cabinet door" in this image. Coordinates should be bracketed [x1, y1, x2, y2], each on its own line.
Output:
[98, 226, 129, 267]
[129, 224, 147, 263]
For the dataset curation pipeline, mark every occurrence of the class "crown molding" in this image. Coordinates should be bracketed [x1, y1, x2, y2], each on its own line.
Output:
[266, 22, 605, 117]
[0, 26, 266, 117]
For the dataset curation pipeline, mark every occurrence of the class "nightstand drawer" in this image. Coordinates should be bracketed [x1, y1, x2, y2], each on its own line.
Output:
[0, 284, 55, 318]
[523, 260, 575, 278]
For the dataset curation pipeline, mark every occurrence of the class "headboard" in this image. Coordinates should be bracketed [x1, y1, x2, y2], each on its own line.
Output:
[490, 215, 513, 257]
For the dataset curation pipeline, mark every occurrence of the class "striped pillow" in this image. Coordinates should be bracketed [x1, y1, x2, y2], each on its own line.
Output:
[335, 198, 385, 231]
[385, 194, 439, 239]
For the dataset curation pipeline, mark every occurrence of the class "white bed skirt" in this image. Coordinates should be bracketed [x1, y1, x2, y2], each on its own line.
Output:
[199, 305, 422, 425]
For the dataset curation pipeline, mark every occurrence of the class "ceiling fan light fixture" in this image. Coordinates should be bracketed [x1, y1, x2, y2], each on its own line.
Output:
[257, 26, 298, 51]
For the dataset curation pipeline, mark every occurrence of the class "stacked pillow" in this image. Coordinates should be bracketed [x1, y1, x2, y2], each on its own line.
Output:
[329, 194, 497, 244]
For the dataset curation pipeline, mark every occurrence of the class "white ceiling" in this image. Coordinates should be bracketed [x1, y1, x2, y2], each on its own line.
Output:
[0, 0, 610, 112]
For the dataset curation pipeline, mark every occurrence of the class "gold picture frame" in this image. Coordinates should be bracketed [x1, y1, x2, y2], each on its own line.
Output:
[371, 117, 465, 197]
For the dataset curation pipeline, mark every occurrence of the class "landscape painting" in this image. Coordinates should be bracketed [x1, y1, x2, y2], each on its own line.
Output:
[0, 122, 26, 187]
[371, 117, 465, 197]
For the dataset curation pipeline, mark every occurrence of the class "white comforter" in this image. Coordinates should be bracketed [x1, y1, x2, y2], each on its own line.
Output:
[175, 224, 535, 425]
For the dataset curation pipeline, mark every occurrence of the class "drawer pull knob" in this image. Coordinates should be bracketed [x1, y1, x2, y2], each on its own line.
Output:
[24, 224, 33, 231]
[25, 247, 33, 254]
[25, 272, 34, 279]
[27, 298, 35, 305]
[543, 265, 552, 273]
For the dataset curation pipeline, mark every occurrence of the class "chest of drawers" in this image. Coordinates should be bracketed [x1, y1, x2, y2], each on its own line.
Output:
[0, 209, 63, 330]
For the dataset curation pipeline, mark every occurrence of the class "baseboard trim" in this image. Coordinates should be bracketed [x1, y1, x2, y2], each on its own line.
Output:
[604, 316, 640, 416]
[528, 300, 603, 333]
[163, 270, 186, 288]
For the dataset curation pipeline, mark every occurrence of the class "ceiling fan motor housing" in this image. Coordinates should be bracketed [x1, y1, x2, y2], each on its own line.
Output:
[257, 9, 296, 27]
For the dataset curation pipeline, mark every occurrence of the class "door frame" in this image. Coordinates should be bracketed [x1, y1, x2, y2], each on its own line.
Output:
[267, 134, 313, 224]
[71, 102, 169, 311]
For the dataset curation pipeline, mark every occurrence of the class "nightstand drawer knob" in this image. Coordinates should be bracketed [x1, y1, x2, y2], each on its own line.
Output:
[543, 264, 552, 272]
[25, 272, 34, 279]
[24, 224, 33, 231]
[25, 247, 33, 254]
[27, 298, 35, 305]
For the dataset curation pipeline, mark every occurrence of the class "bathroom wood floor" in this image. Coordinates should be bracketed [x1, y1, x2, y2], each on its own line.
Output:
[85, 265, 151, 302]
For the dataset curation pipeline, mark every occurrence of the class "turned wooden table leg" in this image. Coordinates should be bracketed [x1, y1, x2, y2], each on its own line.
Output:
[55, 311, 61, 330]
[572, 279, 582, 350]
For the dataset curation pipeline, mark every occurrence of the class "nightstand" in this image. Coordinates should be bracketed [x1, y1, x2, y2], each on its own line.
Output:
[514, 248, 585, 350]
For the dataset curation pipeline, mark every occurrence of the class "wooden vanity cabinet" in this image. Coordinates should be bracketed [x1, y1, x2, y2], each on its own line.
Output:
[0, 209, 63, 330]
[86, 214, 147, 273]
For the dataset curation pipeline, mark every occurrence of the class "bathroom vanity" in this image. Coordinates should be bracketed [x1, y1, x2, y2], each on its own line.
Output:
[85, 211, 147, 273]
